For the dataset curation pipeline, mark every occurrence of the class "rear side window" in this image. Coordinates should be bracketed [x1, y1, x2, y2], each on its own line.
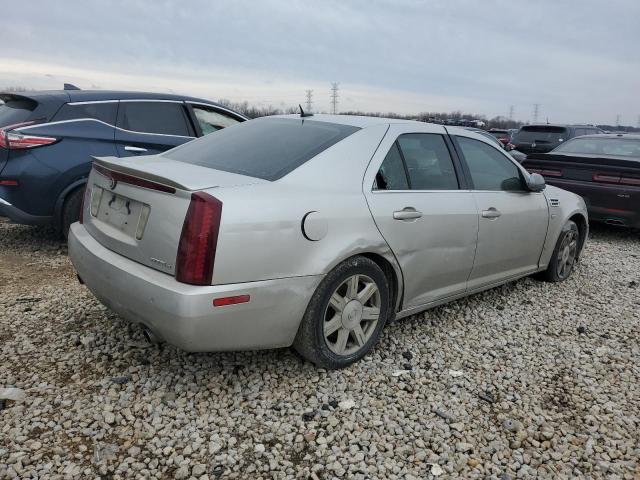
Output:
[164, 118, 359, 181]
[191, 105, 241, 135]
[53, 102, 117, 125]
[0, 99, 37, 127]
[117, 102, 193, 137]
[375, 143, 409, 190]
[457, 136, 524, 191]
[397, 134, 458, 190]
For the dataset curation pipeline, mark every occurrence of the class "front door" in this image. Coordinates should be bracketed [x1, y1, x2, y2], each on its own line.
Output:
[364, 124, 479, 308]
[453, 133, 548, 289]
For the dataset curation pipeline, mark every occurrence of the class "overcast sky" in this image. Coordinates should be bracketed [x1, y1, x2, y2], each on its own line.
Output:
[1, 0, 638, 124]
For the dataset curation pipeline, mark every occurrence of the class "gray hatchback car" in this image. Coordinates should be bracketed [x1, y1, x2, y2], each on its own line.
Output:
[69, 114, 588, 368]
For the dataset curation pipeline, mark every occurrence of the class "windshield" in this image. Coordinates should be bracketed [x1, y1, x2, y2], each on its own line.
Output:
[0, 99, 37, 128]
[554, 137, 640, 157]
[163, 118, 360, 181]
[513, 126, 568, 144]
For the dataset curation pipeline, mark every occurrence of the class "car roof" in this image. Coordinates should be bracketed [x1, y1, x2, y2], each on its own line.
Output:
[271, 113, 426, 128]
[0, 89, 227, 107]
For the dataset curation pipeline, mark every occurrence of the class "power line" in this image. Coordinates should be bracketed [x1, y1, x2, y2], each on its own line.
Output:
[533, 104, 540, 123]
[305, 89, 313, 112]
[330, 82, 339, 114]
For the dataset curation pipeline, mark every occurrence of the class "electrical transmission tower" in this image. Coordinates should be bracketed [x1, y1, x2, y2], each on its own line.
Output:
[508, 105, 514, 121]
[637, 115, 640, 129]
[533, 104, 540, 123]
[305, 90, 313, 112]
[615, 114, 621, 127]
[330, 82, 339, 114]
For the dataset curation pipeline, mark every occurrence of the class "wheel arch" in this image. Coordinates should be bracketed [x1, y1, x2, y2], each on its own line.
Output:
[568, 212, 588, 260]
[53, 178, 87, 230]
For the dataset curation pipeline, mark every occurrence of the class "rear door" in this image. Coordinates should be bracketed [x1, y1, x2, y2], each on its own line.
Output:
[114, 101, 195, 157]
[453, 132, 548, 289]
[364, 124, 478, 308]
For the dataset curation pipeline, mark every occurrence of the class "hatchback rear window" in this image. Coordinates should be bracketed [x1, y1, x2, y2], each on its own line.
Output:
[513, 126, 568, 143]
[0, 99, 37, 128]
[163, 118, 360, 181]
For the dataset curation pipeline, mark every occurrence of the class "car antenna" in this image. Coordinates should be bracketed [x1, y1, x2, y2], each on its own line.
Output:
[64, 83, 81, 90]
[299, 104, 313, 117]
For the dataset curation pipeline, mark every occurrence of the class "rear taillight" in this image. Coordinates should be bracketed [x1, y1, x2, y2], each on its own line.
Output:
[0, 121, 56, 150]
[526, 168, 542, 174]
[593, 173, 640, 186]
[541, 169, 563, 177]
[620, 176, 640, 186]
[175, 192, 223, 285]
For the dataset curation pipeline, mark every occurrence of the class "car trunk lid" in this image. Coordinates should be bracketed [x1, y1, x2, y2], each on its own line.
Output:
[83, 155, 266, 278]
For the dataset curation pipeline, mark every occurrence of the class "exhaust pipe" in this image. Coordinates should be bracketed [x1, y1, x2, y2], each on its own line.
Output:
[605, 219, 625, 226]
[141, 325, 161, 345]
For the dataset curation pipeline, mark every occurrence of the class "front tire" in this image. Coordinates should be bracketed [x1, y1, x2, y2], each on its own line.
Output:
[293, 256, 391, 369]
[538, 220, 579, 282]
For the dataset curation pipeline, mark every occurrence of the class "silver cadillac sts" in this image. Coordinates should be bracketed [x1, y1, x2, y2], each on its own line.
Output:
[69, 115, 588, 368]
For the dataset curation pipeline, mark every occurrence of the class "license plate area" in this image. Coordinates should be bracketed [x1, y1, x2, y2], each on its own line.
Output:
[94, 186, 149, 238]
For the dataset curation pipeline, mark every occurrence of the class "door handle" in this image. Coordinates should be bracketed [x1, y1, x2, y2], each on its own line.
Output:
[393, 207, 423, 221]
[124, 146, 148, 153]
[482, 207, 502, 219]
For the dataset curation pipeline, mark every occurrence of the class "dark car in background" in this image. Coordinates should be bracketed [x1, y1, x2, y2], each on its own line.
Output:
[0, 88, 247, 235]
[488, 128, 511, 146]
[463, 127, 526, 163]
[522, 134, 640, 228]
[510, 124, 603, 155]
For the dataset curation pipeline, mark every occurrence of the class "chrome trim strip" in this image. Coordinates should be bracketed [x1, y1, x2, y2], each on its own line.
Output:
[0, 197, 12, 206]
[15, 118, 195, 139]
[119, 99, 184, 103]
[67, 100, 119, 105]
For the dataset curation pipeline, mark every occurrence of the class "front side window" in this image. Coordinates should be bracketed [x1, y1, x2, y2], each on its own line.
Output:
[54, 102, 117, 125]
[457, 136, 524, 191]
[192, 106, 241, 135]
[117, 102, 192, 136]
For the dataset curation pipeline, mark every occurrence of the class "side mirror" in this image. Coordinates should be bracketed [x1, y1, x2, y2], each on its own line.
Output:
[526, 173, 546, 192]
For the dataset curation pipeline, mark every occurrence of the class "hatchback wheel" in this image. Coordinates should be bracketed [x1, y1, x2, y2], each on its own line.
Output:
[538, 220, 580, 282]
[293, 256, 391, 369]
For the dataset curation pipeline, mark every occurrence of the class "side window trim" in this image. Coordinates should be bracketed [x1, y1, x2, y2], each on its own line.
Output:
[394, 140, 413, 189]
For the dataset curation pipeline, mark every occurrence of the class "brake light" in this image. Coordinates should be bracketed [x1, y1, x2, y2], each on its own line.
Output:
[0, 121, 56, 150]
[593, 173, 620, 184]
[0, 179, 18, 186]
[93, 164, 176, 194]
[526, 168, 542, 174]
[620, 177, 640, 186]
[541, 169, 563, 177]
[175, 192, 223, 285]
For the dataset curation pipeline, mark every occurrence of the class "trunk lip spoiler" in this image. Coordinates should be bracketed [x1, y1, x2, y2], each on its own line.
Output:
[92, 156, 193, 191]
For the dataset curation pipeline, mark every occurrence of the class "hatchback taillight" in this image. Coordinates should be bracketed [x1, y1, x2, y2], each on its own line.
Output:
[0, 121, 57, 150]
[175, 192, 223, 285]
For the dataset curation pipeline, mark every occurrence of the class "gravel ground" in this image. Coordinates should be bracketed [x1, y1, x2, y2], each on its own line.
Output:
[1, 217, 639, 479]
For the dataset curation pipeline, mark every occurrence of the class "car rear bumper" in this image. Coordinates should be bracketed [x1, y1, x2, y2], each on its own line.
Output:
[0, 196, 52, 226]
[547, 179, 640, 228]
[68, 222, 322, 352]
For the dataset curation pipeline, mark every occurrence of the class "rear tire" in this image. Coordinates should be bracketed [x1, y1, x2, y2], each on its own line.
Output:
[537, 220, 579, 282]
[61, 187, 85, 240]
[293, 256, 391, 369]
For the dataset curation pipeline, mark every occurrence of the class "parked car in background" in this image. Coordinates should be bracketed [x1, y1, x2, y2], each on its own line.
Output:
[464, 127, 526, 162]
[69, 114, 588, 369]
[523, 133, 640, 228]
[0, 87, 247, 236]
[510, 124, 603, 154]
[488, 128, 512, 146]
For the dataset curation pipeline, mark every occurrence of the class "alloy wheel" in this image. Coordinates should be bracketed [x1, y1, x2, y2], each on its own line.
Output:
[557, 228, 578, 280]
[323, 274, 381, 356]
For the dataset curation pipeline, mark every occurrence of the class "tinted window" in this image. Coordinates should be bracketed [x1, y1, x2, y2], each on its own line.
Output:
[513, 126, 568, 143]
[554, 137, 640, 157]
[375, 143, 409, 190]
[397, 134, 458, 190]
[54, 102, 117, 125]
[117, 102, 192, 136]
[0, 99, 36, 127]
[457, 136, 524, 191]
[164, 118, 359, 181]
[192, 105, 241, 135]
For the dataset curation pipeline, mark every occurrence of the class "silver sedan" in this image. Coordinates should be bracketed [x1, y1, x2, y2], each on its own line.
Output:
[69, 114, 588, 368]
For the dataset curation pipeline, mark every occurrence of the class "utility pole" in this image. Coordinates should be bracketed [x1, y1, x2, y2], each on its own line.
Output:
[615, 114, 621, 128]
[508, 105, 514, 121]
[305, 89, 313, 112]
[330, 82, 339, 114]
[533, 104, 540, 123]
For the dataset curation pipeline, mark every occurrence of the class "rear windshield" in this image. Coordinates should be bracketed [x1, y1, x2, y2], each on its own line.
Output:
[554, 137, 640, 157]
[513, 126, 568, 143]
[0, 99, 37, 128]
[163, 118, 360, 180]
[489, 131, 510, 138]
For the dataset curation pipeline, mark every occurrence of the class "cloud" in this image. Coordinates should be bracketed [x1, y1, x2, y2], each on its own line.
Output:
[1, 0, 638, 123]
